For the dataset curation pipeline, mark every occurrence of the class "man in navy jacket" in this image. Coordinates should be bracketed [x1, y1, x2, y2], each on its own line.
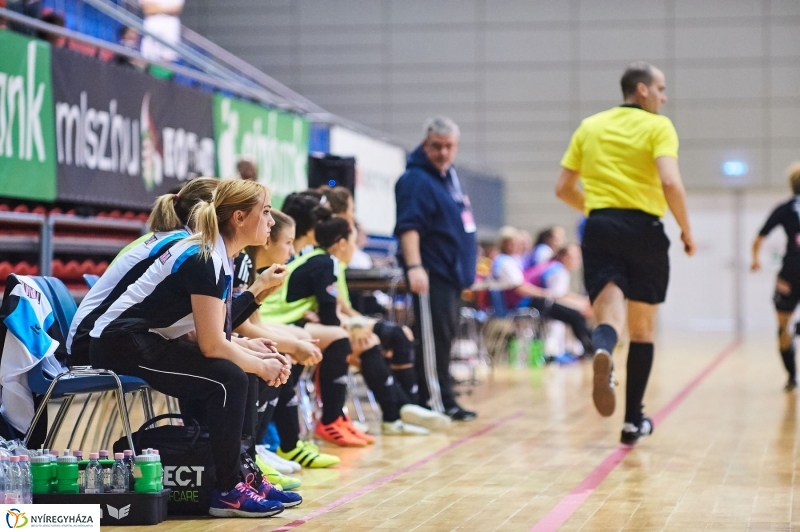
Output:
[394, 117, 477, 421]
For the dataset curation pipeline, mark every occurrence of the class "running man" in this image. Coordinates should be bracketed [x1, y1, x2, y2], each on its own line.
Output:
[555, 61, 695, 445]
[750, 162, 800, 392]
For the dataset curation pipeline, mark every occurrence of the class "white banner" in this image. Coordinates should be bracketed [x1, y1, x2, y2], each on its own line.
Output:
[1, 504, 100, 531]
[329, 126, 406, 236]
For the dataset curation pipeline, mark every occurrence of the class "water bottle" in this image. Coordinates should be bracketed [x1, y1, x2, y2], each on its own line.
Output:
[30, 455, 52, 495]
[0, 454, 5, 502]
[56, 455, 79, 494]
[123, 450, 135, 492]
[18, 455, 31, 504]
[99, 450, 113, 491]
[133, 454, 160, 493]
[83, 453, 103, 494]
[5, 456, 21, 504]
[73, 451, 85, 492]
[110, 453, 128, 493]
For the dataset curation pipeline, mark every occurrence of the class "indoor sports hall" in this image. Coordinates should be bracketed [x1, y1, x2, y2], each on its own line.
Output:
[0, 1, 798, 531]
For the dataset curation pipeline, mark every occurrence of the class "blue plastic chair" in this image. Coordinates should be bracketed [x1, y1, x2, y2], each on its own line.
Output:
[18, 275, 153, 452]
[82, 274, 99, 289]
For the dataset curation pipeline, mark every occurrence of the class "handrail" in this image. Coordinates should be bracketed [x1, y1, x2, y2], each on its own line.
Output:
[78, 0, 281, 104]
[180, 25, 326, 115]
[0, 7, 285, 109]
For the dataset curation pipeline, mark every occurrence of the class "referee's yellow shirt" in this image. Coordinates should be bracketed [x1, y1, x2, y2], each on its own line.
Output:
[561, 106, 679, 218]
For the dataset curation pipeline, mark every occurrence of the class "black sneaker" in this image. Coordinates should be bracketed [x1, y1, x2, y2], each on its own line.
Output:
[592, 349, 616, 417]
[620, 417, 653, 446]
[446, 405, 477, 422]
[785, 378, 798, 392]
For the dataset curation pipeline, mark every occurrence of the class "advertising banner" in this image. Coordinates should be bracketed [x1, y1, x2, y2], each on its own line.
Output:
[51, 47, 215, 208]
[213, 95, 309, 209]
[0, 32, 57, 202]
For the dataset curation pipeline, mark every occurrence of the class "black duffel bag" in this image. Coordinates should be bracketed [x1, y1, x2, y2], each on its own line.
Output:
[114, 414, 215, 515]
[113, 414, 263, 516]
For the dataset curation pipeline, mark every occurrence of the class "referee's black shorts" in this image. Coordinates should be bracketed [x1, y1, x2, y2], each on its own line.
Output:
[582, 208, 670, 305]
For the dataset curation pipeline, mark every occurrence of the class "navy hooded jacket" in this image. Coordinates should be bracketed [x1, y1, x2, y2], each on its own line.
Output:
[394, 145, 477, 290]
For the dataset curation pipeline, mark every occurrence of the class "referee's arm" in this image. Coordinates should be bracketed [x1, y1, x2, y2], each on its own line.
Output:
[555, 168, 584, 212]
[656, 156, 695, 256]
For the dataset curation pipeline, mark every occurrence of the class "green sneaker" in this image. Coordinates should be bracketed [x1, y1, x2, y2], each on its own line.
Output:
[277, 440, 341, 468]
[255, 455, 302, 491]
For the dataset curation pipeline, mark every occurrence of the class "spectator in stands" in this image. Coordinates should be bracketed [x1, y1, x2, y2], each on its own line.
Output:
[492, 227, 593, 356]
[139, 0, 184, 64]
[395, 116, 477, 421]
[116, 26, 146, 70]
[523, 226, 567, 270]
[37, 9, 65, 47]
[238, 158, 258, 182]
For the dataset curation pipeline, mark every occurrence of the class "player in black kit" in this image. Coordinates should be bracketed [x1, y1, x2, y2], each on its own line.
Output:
[751, 163, 800, 391]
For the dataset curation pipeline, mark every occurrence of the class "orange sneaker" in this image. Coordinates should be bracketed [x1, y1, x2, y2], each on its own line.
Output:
[315, 418, 368, 447]
[340, 415, 375, 444]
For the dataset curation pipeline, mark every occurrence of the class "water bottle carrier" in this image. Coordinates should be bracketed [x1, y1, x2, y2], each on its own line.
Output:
[33, 489, 170, 526]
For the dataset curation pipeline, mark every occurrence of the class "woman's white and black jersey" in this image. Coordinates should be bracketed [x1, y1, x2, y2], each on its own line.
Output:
[67, 230, 190, 356]
[90, 234, 233, 340]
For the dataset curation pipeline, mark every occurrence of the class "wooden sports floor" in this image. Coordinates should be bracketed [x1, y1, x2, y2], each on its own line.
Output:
[99, 331, 800, 531]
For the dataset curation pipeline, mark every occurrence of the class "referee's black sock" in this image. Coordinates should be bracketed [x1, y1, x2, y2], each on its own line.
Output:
[625, 342, 654, 426]
[318, 338, 351, 425]
[592, 324, 618, 355]
[780, 345, 797, 380]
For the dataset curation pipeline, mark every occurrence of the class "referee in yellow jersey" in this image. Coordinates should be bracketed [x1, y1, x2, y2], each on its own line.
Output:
[555, 61, 695, 445]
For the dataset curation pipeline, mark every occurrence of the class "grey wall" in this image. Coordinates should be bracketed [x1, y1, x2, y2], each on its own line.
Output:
[183, 0, 800, 235]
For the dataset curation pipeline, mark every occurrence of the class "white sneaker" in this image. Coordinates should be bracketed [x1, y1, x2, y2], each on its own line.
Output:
[400, 404, 452, 431]
[255, 446, 300, 473]
[351, 420, 370, 434]
[381, 420, 430, 436]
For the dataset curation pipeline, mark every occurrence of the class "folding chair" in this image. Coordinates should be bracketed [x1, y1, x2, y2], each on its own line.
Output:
[19, 276, 153, 453]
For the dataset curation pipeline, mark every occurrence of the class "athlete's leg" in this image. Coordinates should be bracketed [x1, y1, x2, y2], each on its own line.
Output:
[624, 301, 659, 427]
[591, 282, 626, 353]
[776, 310, 797, 386]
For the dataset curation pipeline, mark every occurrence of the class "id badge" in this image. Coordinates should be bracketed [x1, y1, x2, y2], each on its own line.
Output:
[461, 195, 477, 234]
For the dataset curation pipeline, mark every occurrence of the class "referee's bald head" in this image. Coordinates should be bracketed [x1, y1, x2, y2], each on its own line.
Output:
[620, 61, 667, 114]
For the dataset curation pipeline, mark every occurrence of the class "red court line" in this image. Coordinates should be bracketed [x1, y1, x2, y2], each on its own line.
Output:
[272, 410, 524, 532]
[530, 338, 742, 532]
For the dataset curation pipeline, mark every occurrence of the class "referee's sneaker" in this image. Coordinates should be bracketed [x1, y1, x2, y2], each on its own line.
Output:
[555, 61, 695, 445]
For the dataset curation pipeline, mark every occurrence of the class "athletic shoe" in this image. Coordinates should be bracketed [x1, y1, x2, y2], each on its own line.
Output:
[620, 417, 654, 446]
[208, 481, 284, 518]
[592, 349, 616, 417]
[314, 417, 369, 447]
[785, 377, 798, 392]
[340, 415, 376, 444]
[400, 404, 452, 431]
[381, 420, 430, 435]
[277, 440, 341, 468]
[254, 455, 301, 491]
[446, 405, 477, 422]
[351, 419, 371, 434]
[255, 477, 303, 508]
[255, 445, 295, 474]
[256, 445, 301, 473]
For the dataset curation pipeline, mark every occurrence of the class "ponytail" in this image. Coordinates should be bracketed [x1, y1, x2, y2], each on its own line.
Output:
[148, 177, 220, 232]
[190, 200, 219, 260]
[148, 194, 182, 232]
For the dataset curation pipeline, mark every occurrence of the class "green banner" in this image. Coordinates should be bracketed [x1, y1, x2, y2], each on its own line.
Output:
[213, 95, 309, 209]
[0, 32, 56, 202]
